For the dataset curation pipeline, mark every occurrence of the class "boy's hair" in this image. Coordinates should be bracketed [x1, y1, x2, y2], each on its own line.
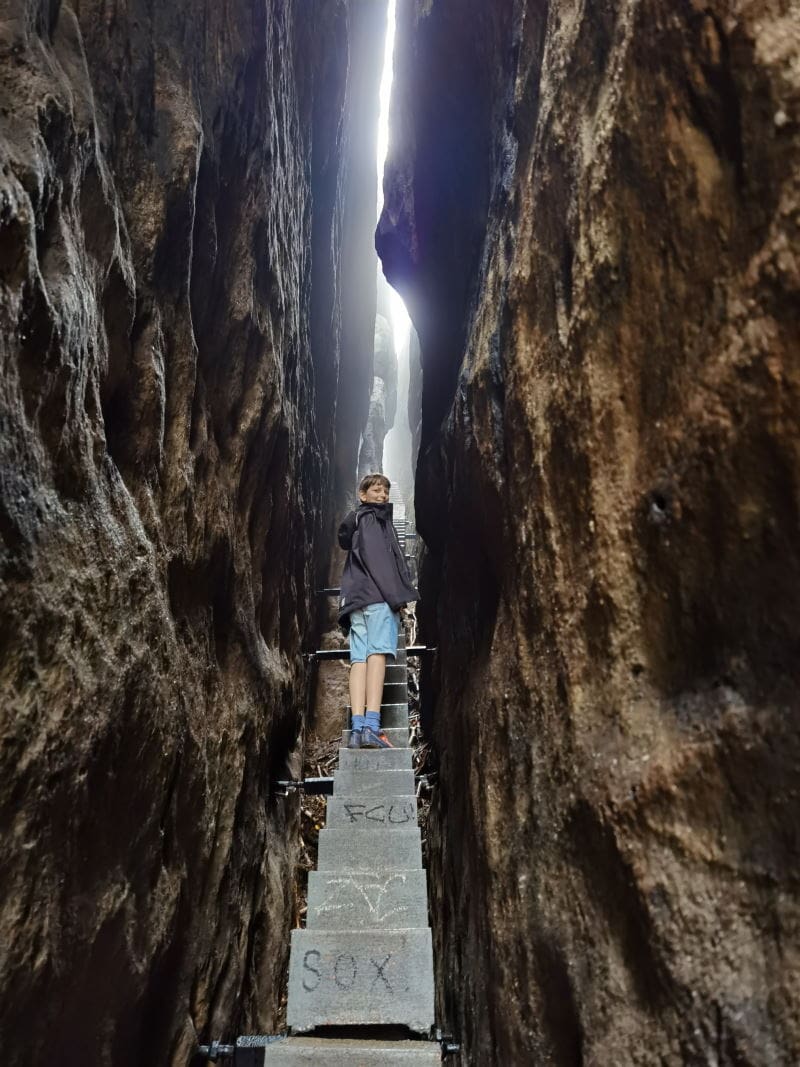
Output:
[359, 472, 391, 494]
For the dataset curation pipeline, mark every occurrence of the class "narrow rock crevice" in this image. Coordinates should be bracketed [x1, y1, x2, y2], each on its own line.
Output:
[0, 1, 389, 1063]
[379, 1, 800, 1063]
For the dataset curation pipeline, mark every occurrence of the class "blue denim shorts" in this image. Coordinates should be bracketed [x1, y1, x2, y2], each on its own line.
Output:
[349, 602, 400, 663]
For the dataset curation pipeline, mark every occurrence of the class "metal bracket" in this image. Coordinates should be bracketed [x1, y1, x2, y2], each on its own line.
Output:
[307, 645, 437, 662]
[200, 1032, 457, 1062]
[197, 1041, 234, 1062]
[416, 772, 438, 796]
[274, 776, 334, 796]
[435, 1029, 462, 1057]
[198, 1035, 291, 1065]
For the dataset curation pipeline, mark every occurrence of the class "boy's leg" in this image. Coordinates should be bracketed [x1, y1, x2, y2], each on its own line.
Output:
[362, 653, 388, 746]
[349, 662, 367, 721]
[348, 610, 368, 746]
[362, 604, 400, 748]
[365, 654, 386, 715]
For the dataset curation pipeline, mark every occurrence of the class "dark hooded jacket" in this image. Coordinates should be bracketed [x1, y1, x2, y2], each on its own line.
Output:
[337, 502, 419, 625]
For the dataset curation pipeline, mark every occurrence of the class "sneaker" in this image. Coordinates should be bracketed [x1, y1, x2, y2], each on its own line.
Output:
[361, 726, 395, 749]
[347, 729, 363, 749]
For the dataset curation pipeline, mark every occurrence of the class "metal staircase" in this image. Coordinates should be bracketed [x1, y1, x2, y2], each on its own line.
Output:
[199, 512, 452, 1064]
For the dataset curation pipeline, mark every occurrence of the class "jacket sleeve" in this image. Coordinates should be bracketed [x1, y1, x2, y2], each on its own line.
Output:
[337, 511, 356, 549]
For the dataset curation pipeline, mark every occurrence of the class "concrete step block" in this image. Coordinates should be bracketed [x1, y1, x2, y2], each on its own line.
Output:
[307, 869, 429, 929]
[342, 728, 409, 748]
[385, 664, 407, 681]
[383, 681, 408, 700]
[326, 795, 418, 829]
[259, 1037, 441, 1065]
[381, 706, 410, 729]
[287, 928, 435, 1033]
[338, 748, 412, 771]
[333, 768, 414, 797]
[317, 827, 422, 871]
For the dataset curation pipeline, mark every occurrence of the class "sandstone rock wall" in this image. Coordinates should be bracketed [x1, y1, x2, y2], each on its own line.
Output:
[407, 326, 422, 492]
[379, 1, 800, 1063]
[358, 304, 398, 478]
[0, 0, 384, 1062]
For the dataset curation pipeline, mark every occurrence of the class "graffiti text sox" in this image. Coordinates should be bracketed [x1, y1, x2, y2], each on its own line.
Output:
[301, 950, 404, 994]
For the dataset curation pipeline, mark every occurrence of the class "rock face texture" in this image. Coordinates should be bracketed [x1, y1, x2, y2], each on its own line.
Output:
[0, 0, 385, 1063]
[379, 2, 800, 1064]
[384, 274, 416, 513]
[357, 312, 395, 476]
[406, 326, 422, 499]
[358, 273, 398, 478]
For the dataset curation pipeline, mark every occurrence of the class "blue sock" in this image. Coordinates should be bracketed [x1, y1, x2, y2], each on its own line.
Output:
[365, 710, 380, 732]
[351, 713, 366, 732]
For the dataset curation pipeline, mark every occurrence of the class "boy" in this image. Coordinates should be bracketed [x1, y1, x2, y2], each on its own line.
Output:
[338, 473, 419, 749]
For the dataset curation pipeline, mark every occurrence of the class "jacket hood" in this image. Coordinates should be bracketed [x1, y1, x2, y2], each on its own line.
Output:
[358, 501, 393, 521]
[337, 502, 394, 551]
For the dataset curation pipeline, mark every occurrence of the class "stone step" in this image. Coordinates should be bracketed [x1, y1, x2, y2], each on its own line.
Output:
[307, 869, 428, 929]
[338, 748, 413, 771]
[333, 768, 414, 797]
[326, 795, 418, 829]
[385, 664, 407, 681]
[317, 827, 422, 871]
[259, 1037, 440, 1065]
[383, 681, 408, 700]
[287, 928, 435, 1033]
[342, 728, 409, 748]
[381, 706, 410, 729]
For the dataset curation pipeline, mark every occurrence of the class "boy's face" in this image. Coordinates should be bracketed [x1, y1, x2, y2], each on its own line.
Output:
[359, 481, 389, 505]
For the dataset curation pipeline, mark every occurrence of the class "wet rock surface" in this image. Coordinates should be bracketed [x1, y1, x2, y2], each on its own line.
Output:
[379, 1, 800, 1064]
[0, 0, 385, 1063]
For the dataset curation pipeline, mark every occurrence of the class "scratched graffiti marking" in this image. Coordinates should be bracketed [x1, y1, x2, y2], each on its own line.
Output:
[314, 873, 415, 924]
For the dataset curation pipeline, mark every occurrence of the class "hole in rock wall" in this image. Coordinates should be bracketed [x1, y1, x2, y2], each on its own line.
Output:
[167, 539, 236, 665]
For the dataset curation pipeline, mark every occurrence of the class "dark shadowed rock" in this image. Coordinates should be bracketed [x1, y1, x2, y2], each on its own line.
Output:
[0, 0, 386, 1063]
[379, 1, 800, 1064]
